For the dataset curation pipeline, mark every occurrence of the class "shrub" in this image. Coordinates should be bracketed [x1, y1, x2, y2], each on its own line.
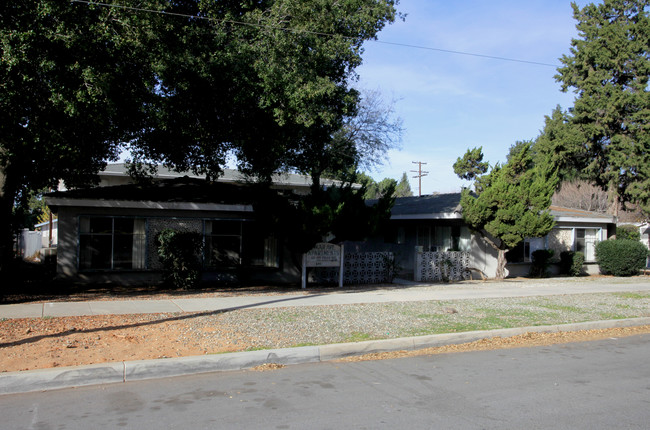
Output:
[157, 229, 204, 289]
[595, 239, 649, 276]
[616, 225, 641, 241]
[529, 249, 555, 278]
[559, 251, 585, 276]
[381, 253, 400, 283]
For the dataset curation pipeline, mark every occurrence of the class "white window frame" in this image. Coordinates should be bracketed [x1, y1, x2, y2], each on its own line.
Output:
[572, 227, 602, 262]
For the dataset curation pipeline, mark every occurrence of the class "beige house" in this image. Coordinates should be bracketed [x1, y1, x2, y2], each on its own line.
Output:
[506, 206, 616, 276]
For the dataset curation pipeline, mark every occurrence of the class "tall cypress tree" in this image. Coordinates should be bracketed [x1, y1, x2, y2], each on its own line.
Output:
[545, 0, 650, 216]
[454, 144, 558, 279]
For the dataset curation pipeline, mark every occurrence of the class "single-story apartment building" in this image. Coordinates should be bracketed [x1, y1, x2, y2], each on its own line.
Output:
[46, 177, 305, 284]
[345, 193, 617, 279]
[46, 175, 618, 284]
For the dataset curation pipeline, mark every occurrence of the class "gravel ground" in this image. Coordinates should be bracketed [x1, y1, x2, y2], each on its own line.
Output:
[175, 291, 650, 349]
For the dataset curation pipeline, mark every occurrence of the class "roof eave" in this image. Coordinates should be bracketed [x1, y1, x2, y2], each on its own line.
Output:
[45, 198, 253, 213]
[391, 212, 463, 220]
[554, 216, 617, 224]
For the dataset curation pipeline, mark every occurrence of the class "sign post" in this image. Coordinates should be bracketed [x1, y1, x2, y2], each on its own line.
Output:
[302, 243, 344, 289]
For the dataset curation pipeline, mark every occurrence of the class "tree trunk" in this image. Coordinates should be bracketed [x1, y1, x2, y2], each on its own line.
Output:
[495, 248, 507, 280]
[0, 160, 26, 283]
[0, 171, 17, 285]
[310, 169, 322, 196]
[478, 230, 508, 280]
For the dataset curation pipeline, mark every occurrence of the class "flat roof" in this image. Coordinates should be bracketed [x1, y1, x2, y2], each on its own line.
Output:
[100, 163, 355, 189]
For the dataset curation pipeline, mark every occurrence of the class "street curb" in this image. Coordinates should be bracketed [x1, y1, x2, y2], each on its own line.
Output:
[2, 317, 650, 395]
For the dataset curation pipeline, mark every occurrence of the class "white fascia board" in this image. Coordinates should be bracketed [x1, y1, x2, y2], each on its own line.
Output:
[34, 219, 58, 228]
[46, 198, 253, 212]
[554, 216, 615, 224]
[391, 213, 462, 220]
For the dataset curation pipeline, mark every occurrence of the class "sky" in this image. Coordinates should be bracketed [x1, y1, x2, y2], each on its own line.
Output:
[356, 0, 592, 195]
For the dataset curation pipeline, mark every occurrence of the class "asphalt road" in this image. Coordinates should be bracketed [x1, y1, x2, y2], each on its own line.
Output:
[3, 334, 650, 429]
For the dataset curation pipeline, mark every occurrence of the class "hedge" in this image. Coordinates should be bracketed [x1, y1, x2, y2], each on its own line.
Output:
[559, 251, 585, 277]
[616, 225, 641, 241]
[529, 249, 554, 278]
[595, 239, 648, 276]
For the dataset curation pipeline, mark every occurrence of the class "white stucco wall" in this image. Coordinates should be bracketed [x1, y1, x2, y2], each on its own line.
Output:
[468, 234, 500, 279]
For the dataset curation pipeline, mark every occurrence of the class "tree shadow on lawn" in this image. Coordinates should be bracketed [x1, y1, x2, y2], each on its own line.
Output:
[0, 293, 328, 349]
[3, 259, 487, 305]
[2, 262, 442, 304]
[1, 280, 426, 305]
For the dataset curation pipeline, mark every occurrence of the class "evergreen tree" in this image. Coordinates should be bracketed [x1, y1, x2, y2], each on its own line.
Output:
[394, 172, 413, 197]
[455, 144, 558, 279]
[356, 172, 411, 199]
[545, 0, 650, 216]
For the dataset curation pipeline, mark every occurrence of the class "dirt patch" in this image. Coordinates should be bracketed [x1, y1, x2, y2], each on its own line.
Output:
[0, 313, 215, 372]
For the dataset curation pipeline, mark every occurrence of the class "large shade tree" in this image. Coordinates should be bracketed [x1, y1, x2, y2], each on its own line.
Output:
[1, 0, 163, 271]
[454, 144, 558, 279]
[0, 0, 400, 271]
[539, 0, 650, 217]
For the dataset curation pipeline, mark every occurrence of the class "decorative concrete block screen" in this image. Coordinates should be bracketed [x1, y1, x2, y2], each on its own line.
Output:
[313, 252, 394, 285]
[415, 251, 470, 282]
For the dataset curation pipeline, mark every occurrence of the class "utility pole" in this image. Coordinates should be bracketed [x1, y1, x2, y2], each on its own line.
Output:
[411, 161, 428, 197]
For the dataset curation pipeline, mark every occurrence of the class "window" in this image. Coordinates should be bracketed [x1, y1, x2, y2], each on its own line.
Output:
[416, 226, 433, 251]
[435, 226, 452, 251]
[79, 217, 146, 270]
[205, 220, 279, 268]
[507, 237, 546, 263]
[397, 226, 406, 245]
[383, 225, 406, 245]
[417, 225, 470, 252]
[575, 228, 599, 262]
[452, 226, 472, 252]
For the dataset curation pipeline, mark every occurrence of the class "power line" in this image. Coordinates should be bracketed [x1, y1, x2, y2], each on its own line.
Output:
[373, 41, 559, 67]
[71, 0, 560, 68]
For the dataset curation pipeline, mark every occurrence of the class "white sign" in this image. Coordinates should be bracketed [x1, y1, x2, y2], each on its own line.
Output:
[302, 243, 344, 288]
[304, 243, 342, 267]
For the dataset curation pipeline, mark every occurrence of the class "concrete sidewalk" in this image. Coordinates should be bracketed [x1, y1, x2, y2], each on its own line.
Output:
[1, 277, 649, 319]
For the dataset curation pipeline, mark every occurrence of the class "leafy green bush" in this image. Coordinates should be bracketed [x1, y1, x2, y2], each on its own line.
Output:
[559, 251, 585, 276]
[157, 229, 204, 289]
[616, 225, 641, 241]
[529, 249, 555, 278]
[595, 239, 649, 276]
[381, 253, 400, 283]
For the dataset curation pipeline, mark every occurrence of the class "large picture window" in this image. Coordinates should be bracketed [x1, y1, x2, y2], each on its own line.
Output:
[205, 220, 279, 268]
[79, 217, 146, 270]
[416, 225, 470, 252]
